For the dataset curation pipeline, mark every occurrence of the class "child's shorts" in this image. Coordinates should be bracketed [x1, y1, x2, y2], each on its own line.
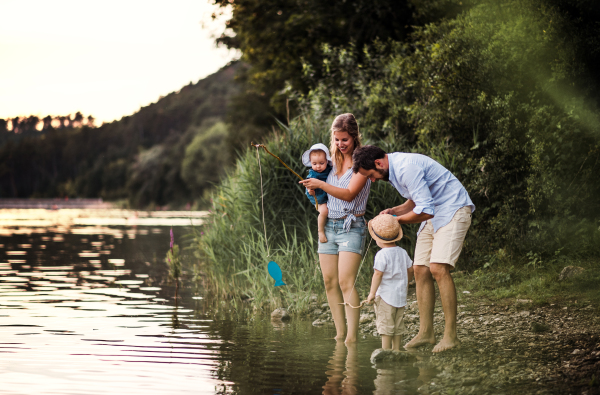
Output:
[305, 188, 328, 205]
[374, 296, 406, 336]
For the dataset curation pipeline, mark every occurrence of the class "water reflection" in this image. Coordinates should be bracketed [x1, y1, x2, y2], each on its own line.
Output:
[0, 209, 427, 394]
[323, 341, 359, 395]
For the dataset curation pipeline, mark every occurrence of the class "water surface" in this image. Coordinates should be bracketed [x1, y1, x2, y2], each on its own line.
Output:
[0, 209, 426, 394]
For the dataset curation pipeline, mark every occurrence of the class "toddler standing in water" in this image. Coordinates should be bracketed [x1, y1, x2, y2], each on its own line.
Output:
[366, 214, 414, 351]
[302, 143, 333, 243]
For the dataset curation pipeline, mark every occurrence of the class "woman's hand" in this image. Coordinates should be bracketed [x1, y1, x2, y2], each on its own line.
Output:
[299, 178, 325, 191]
[380, 208, 394, 215]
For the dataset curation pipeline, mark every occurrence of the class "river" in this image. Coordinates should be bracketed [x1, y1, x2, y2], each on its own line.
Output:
[0, 208, 429, 394]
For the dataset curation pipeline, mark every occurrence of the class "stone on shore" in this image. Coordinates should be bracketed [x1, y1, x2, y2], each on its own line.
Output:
[271, 308, 290, 321]
[558, 266, 585, 281]
[370, 348, 414, 364]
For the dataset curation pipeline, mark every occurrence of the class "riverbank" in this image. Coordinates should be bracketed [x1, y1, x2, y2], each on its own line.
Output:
[306, 259, 600, 394]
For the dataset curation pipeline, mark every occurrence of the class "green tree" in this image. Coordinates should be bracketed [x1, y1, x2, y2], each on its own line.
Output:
[181, 122, 230, 196]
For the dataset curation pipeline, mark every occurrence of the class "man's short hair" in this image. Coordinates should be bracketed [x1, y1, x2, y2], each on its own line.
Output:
[352, 145, 386, 173]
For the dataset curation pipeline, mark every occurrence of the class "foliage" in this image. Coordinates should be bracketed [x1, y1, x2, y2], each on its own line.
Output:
[181, 122, 231, 196]
[194, 0, 600, 309]
[300, 0, 600, 263]
[213, 0, 468, 151]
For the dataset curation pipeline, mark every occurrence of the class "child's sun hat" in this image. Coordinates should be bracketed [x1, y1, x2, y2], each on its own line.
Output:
[302, 143, 332, 167]
[368, 214, 403, 243]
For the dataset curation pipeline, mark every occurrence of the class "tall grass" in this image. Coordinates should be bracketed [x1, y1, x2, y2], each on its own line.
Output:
[193, 115, 417, 313]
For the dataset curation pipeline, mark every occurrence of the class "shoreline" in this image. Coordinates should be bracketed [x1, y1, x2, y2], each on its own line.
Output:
[306, 285, 600, 394]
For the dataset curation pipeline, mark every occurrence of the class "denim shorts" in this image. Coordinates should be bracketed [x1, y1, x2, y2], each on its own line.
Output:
[318, 217, 367, 255]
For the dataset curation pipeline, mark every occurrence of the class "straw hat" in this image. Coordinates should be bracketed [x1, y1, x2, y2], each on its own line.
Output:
[301, 143, 332, 167]
[368, 214, 403, 243]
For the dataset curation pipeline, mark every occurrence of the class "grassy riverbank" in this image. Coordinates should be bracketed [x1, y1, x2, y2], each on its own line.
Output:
[454, 256, 600, 307]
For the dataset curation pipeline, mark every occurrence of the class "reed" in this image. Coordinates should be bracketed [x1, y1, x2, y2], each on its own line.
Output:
[193, 114, 417, 313]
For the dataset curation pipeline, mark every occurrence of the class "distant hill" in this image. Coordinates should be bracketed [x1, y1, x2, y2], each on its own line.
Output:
[0, 62, 241, 207]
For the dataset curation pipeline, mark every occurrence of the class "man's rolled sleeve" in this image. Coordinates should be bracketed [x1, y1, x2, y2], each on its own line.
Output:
[403, 163, 435, 216]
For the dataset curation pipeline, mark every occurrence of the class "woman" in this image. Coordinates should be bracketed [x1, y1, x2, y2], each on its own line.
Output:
[300, 113, 371, 343]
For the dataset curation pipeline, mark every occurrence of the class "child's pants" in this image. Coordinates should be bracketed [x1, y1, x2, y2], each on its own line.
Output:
[374, 296, 406, 336]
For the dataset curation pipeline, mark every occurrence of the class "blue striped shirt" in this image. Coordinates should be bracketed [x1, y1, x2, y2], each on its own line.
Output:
[326, 166, 371, 232]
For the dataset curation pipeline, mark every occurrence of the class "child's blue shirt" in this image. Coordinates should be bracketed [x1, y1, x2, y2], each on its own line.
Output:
[305, 164, 332, 205]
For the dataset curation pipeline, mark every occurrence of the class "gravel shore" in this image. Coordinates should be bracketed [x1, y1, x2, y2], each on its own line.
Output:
[309, 287, 600, 394]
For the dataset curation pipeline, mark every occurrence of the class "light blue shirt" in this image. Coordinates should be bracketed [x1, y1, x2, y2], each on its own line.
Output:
[387, 153, 475, 235]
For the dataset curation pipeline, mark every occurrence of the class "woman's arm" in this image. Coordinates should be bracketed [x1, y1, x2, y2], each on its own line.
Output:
[299, 172, 368, 202]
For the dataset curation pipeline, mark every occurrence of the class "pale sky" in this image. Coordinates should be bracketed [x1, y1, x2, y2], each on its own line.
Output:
[0, 0, 236, 124]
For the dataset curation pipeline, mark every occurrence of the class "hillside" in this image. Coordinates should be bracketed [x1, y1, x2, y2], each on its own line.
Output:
[0, 62, 241, 207]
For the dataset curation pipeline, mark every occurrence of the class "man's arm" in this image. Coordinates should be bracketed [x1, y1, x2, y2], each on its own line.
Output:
[380, 200, 416, 216]
[380, 199, 433, 223]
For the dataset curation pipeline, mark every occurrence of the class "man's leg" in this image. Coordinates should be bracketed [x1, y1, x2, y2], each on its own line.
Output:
[405, 265, 436, 348]
[430, 262, 459, 352]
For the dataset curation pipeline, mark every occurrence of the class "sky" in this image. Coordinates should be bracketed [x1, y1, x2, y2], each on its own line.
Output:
[0, 0, 237, 124]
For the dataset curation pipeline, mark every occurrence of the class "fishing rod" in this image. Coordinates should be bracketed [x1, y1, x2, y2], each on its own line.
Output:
[251, 143, 318, 211]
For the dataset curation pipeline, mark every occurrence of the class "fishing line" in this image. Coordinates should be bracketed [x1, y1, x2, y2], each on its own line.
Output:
[255, 145, 270, 257]
[340, 236, 373, 309]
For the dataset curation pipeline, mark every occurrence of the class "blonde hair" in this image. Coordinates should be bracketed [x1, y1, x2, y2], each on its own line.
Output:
[330, 113, 362, 175]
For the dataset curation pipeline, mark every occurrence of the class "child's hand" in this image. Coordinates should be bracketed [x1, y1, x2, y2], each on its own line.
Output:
[366, 292, 376, 304]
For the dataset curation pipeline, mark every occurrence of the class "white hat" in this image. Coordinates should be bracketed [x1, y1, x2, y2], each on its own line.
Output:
[301, 143, 332, 167]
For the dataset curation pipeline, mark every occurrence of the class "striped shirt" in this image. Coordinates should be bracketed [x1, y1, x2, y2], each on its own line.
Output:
[326, 165, 371, 232]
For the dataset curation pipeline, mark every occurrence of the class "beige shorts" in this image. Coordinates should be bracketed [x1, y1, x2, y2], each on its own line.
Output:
[374, 296, 406, 336]
[414, 206, 472, 267]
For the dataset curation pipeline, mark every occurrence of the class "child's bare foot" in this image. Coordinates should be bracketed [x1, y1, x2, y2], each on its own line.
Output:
[404, 332, 436, 349]
[432, 337, 460, 353]
[318, 231, 328, 243]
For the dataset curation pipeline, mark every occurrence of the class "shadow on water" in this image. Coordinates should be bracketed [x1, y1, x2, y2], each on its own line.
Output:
[0, 208, 433, 394]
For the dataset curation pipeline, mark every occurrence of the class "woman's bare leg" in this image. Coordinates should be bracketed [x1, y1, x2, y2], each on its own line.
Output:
[338, 251, 362, 343]
[319, 253, 346, 340]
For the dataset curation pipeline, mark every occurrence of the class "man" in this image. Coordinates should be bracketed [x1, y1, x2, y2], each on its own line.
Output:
[352, 145, 475, 352]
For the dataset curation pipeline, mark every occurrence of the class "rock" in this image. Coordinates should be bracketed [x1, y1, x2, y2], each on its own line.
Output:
[571, 349, 585, 355]
[530, 321, 550, 333]
[321, 302, 329, 309]
[370, 348, 414, 364]
[558, 266, 585, 281]
[312, 318, 330, 326]
[359, 313, 374, 324]
[516, 299, 532, 304]
[271, 308, 290, 321]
